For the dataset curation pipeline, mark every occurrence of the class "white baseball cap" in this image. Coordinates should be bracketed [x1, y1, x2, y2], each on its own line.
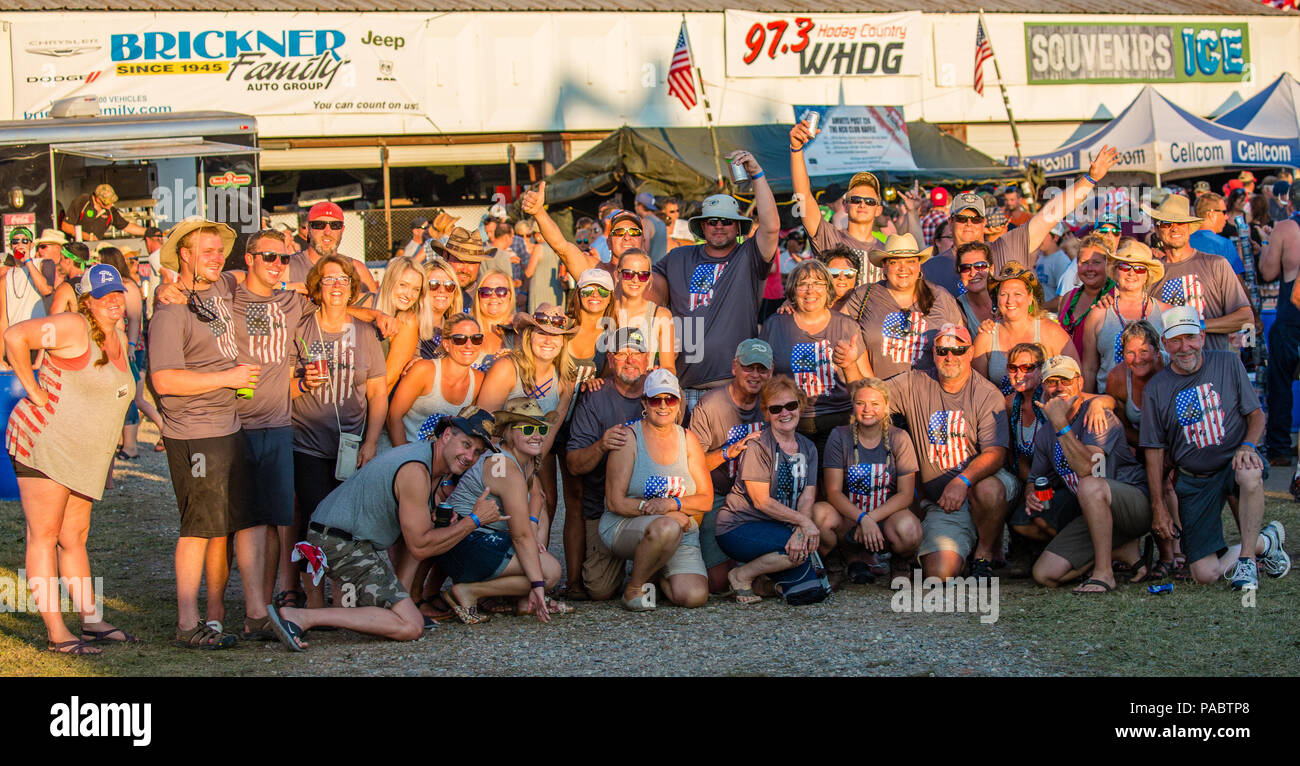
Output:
[1161, 306, 1204, 339]
[644, 368, 681, 399]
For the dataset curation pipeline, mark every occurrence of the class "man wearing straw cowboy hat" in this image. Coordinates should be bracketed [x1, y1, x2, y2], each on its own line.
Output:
[149, 217, 269, 650]
[431, 225, 496, 310]
[1142, 194, 1253, 352]
[650, 149, 780, 412]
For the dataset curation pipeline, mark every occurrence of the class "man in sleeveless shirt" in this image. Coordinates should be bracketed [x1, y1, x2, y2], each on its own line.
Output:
[266, 410, 497, 650]
[1261, 184, 1300, 468]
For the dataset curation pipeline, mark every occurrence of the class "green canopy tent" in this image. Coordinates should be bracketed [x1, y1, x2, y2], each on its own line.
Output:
[543, 123, 1024, 206]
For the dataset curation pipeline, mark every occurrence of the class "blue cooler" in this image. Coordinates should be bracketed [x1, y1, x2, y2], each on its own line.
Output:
[0, 371, 29, 500]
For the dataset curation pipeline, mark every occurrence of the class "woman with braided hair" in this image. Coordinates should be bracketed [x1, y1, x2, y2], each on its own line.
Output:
[4, 264, 138, 654]
[814, 378, 922, 583]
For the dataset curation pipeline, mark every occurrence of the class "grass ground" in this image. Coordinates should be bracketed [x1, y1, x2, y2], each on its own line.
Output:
[1, 420, 1296, 676]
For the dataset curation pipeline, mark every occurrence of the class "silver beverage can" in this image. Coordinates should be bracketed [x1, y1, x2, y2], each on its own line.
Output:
[729, 159, 749, 184]
[801, 109, 820, 135]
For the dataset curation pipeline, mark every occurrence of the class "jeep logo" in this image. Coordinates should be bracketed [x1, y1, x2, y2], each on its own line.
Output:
[360, 31, 404, 50]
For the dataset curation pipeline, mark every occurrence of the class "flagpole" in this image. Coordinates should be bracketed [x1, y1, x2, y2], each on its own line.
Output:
[980, 10, 1025, 173]
[682, 14, 725, 190]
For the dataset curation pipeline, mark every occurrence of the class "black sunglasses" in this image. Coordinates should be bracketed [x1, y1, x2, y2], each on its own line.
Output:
[10, 238, 31, 245]
[935, 345, 970, 357]
[958, 261, 990, 274]
[846, 195, 880, 207]
[249, 250, 291, 264]
[767, 401, 800, 414]
[309, 221, 344, 230]
[448, 333, 485, 346]
[951, 214, 984, 225]
[478, 286, 510, 299]
[187, 289, 217, 324]
[704, 217, 737, 227]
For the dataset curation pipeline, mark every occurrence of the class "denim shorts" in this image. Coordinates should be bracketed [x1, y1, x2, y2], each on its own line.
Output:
[436, 528, 515, 584]
[716, 520, 820, 589]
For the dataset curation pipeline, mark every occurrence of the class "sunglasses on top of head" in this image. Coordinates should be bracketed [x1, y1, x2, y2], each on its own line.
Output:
[309, 220, 344, 230]
[532, 312, 569, 330]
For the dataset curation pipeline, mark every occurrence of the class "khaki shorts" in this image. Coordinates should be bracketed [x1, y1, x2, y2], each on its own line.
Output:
[598, 513, 708, 579]
[307, 529, 409, 608]
[917, 505, 977, 559]
[1044, 480, 1152, 569]
[582, 518, 626, 601]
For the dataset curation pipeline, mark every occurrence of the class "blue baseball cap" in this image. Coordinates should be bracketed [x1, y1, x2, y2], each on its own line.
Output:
[79, 264, 126, 299]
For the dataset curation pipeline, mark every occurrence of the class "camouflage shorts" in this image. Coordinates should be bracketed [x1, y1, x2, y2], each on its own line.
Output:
[306, 529, 409, 608]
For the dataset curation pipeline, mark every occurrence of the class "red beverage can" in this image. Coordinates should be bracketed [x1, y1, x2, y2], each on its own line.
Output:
[1033, 476, 1053, 503]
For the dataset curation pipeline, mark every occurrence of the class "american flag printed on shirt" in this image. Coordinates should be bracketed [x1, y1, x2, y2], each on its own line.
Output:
[926, 410, 969, 471]
[1112, 332, 1125, 365]
[724, 422, 762, 478]
[204, 296, 239, 360]
[847, 462, 892, 512]
[667, 21, 697, 111]
[1176, 383, 1226, 448]
[1159, 276, 1206, 317]
[1052, 441, 1080, 493]
[881, 310, 928, 364]
[688, 261, 726, 311]
[416, 413, 444, 441]
[644, 475, 685, 499]
[244, 300, 288, 364]
[973, 18, 994, 96]
[309, 337, 355, 406]
[791, 340, 835, 398]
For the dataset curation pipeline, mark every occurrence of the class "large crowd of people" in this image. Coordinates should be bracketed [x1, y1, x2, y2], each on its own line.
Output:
[4, 123, 1296, 657]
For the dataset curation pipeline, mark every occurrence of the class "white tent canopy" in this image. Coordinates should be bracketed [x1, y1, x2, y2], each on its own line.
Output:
[1214, 73, 1300, 140]
[1026, 86, 1300, 185]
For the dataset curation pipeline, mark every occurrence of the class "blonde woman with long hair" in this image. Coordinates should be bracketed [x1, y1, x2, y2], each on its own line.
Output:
[470, 267, 516, 365]
[814, 378, 922, 582]
[372, 256, 437, 391]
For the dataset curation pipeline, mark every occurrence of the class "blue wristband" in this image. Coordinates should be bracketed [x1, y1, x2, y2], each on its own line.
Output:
[529, 515, 539, 524]
[751, 171, 766, 180]
[1083, 172, 1098, 185]
[956, 474, 971, 488]
[1057, 424, 1072, 437]
[673, 497, 682, 512]
[297, 378, 308, 394]
[1242, 442, 1258, 451]
[469, 511, 482, 529]
[856, 510, 870, 525]
[790, 147, 803, 153]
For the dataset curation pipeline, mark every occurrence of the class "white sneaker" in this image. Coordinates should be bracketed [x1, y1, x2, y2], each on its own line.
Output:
[1228, 558, 1259, 591]
[1259, 521, 1291, 579]
[205, 619, 223, 633]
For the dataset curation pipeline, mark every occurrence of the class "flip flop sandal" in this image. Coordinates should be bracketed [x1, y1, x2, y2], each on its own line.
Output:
[731, 587, 762, 605]
[444, 592, 491, 625]
[1073, 578, 1115, 594]
[80, 627, 141, 644]
[265, 604, 306, 652]
[173, 622, 237, 650]
[114, 449, 138, 461]
[48, 639, 102, 655]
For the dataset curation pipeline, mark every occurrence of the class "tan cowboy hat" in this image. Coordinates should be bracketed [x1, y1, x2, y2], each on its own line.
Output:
[512, 302, 577, 336]
[988, 260, 1046, 308]
[159, 217, 236, 272]
[494, 396, 561, 429]
[868, 232, 933, 268]
[1141, 194, 1201, 224]
[1107, 239, 1165, 288]
[431, 210, 459, 232]
[33, 228, 67, 248]
[431, 226, 494, 263]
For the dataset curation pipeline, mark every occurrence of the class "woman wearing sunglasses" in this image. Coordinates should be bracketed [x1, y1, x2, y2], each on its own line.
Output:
[372, 256, 449, 392]
[716, 376, 837, 605]
[1054, 235, 1116, 354]
[972, 261, 1078, 395]
[815, 378, 922, 584]
[602, 369, 712, 610]
[437, 398, 570, 624]
[824, 248, 859, 313]
[1004, 342, 1048, 484]
[612, 249, 676, 374]
[1080, 240, 1169, 394]
[386, 314, 485, 448]
[568, 268, 617, 385]
[954, 241, 995, 335]
[469, 268, 516, 367]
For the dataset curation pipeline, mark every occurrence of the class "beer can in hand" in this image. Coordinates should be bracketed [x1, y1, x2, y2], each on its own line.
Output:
[1033, 476, 1053, 504]
[801, 109, 820, 135]
[729, 158, 749, 184]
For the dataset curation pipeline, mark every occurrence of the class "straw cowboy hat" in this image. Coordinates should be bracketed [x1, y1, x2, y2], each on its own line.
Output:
[988, 260, 1046, 308]
[494, 397, 561, 430]
[431, 226, 494, 263]
[1141, 194, 1201, 224]
[868, 232, 933, 268]
[1107, 239, 1165, 288]
[512, 302, 577, 336]
[159, 217, 236, 272]
[33, 228, 67, 248]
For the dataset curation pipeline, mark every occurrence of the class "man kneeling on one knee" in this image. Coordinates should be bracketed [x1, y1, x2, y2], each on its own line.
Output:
[1024, 356, 1152, 593]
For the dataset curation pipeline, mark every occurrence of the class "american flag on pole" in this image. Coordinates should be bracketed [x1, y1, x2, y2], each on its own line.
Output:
[668, 21, 697, 111]
[881, 310, 928, 364]
[926, 410, 969, 470]
[1176, 383, 1226, 448]
[244, 300, 288, 364]
[847, 463, 892, 512]
[688, 261, 726, 311]
[1052, 442, 1080, 493]
[1159, 276, 1206, 317]
[791, 340, 835, 398]
[644, 475, 686, 498]
[973, 17, 994, 96]
[724, 421, 762, 478]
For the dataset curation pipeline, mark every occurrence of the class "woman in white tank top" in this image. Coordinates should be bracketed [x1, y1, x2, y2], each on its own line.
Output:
[612, 249, 676, 373]
[384, 314, 484, 449]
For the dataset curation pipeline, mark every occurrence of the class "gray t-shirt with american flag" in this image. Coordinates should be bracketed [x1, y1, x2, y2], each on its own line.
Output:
[841, 280, 963, 380]
[230, 285, 314, 429]
[291, 316, 387, 458]
[886, 369, 1009, 501]
[760, 312, 860, 419]
[1139, 350, 1260, 475]
[822, 424, 919, 514]
[688, 385, 765, 498]
[1151, 251, 1250, 352]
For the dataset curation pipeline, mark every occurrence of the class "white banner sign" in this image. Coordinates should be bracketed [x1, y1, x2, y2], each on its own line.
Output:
[12, 14, 426, 120]
[794, 105, 918, 174]
[725, 11, 922, 78]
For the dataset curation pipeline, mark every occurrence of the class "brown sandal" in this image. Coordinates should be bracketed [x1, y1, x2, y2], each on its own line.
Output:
[48, 639, 102, 655]
[445, 591, 490, 625]
[173, 622, 236, 650]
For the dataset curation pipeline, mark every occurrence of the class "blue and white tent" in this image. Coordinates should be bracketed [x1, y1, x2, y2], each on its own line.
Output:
[1026, 86, 1299, 184]
[1214, 73, 1300, 139]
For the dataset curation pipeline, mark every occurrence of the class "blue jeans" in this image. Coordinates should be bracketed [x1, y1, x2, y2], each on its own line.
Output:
[435, 529, 515, 584]
[717, 521, 820, 590]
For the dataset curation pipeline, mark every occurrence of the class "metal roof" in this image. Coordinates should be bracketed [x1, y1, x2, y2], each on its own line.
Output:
[0, 1, 1291, 14]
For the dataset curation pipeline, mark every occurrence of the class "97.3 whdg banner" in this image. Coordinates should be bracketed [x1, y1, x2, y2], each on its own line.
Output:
[12, 13, 427, 120]
[725, 11, 922, 78]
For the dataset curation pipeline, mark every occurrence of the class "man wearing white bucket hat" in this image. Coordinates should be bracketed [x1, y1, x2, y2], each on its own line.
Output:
[649, 149, 779, 411]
